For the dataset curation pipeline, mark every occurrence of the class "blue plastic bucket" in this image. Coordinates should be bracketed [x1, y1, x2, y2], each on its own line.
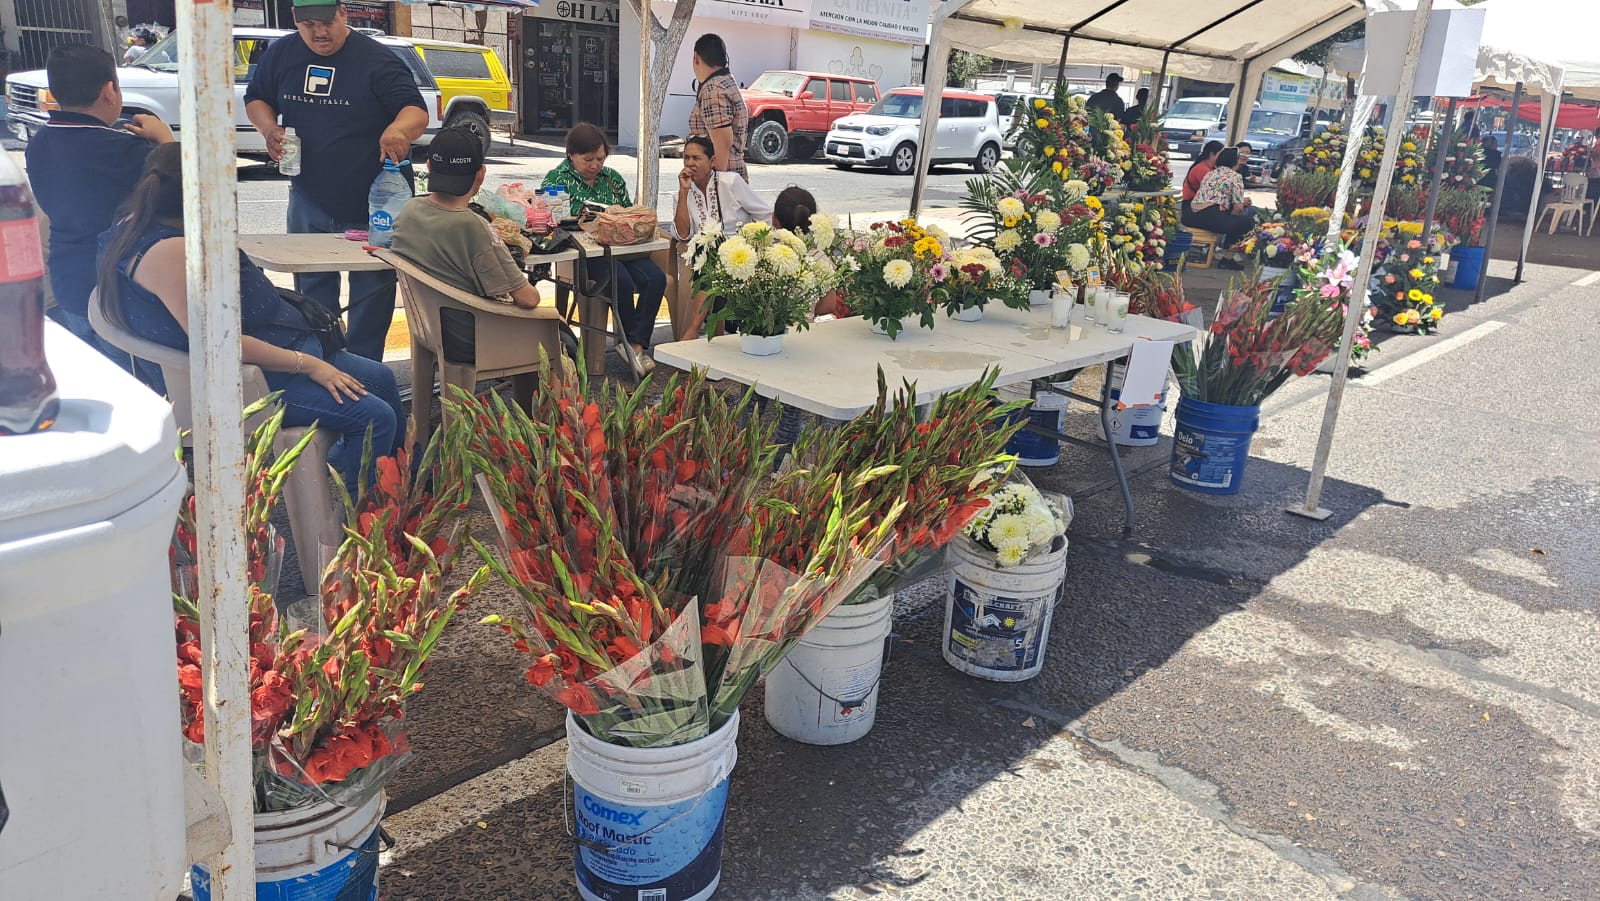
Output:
[567, 711, 739, 901]
[1168, 398, 1260, 495]
[1163, 230, 1193, 272]
[998, 386, 1066, 467]
[191, 794, 384, 901]
[1452, 246, 1485, 290]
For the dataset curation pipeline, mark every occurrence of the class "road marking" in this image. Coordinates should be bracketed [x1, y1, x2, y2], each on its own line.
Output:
[1356, 321, 1505, 387]
[1573, 271, 1600, 287]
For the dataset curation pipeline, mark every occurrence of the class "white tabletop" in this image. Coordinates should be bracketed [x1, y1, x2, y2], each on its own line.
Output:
[239, 233, 392, 273]
[652, 305, 1197, 420]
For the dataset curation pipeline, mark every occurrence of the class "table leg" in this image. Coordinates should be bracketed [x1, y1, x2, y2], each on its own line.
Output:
[580, 293, 607, 379]
[1099, 367, 1136, 535]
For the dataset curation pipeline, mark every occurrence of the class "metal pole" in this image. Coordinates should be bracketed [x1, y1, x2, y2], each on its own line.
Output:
[638, 3, 653, 206]
[1054, 33, 1070, 92]
[1472, 79, 1522, 306]
[1419, 97, 1457, 245]
[1154, 50, 1171, 116]
[1291, 0, 1436, 521]
[177, 0, 251, 897]
[1516, 85, 1565, 283]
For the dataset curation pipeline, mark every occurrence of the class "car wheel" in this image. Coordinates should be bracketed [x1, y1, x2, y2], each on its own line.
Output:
[788, 136, 819, 161]
[973, 142, 1000, 174]
[833, 162, 855, 171]
[444, 109, 493, 156]
[890, 142, 917, 176]
[747, 120, 789, 165]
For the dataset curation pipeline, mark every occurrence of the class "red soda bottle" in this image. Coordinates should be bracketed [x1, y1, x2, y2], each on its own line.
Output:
[0, 151, 57, 435]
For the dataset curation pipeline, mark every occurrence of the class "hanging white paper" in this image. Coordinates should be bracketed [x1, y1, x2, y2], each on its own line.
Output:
[1116, 339, 1174, 409]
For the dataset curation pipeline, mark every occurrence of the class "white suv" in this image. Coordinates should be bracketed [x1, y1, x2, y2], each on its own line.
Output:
[824, 87, 1002, 176]
[5, 28, 445, 157]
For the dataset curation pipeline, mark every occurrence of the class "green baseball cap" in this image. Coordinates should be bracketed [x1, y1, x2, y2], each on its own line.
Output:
[292, 0, 340, 23]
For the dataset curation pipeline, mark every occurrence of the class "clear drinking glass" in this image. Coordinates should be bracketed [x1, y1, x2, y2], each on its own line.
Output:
[1107, 291, 1130, 333]
[1051, 289, 1074, 328]
[1083, 284, 1097, 323]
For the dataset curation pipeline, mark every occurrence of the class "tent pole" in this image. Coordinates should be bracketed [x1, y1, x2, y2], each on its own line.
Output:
[1291, 0, 1435, 521]
[177, 0, 252, 896]
[1516, 84, 1565, 283]
[1055, 34, 1071, 91]
[1154, 50, 1171, 115]
[1419, 97, 1457, 249]
[1472, 79, 1522, 306]
[910, 20, 951, 217]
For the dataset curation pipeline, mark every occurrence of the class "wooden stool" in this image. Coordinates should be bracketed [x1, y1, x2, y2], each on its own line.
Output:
[1183, 228, 1221, 269]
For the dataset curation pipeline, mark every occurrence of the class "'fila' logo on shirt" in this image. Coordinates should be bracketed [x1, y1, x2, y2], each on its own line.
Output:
[304, 65, 336, 96]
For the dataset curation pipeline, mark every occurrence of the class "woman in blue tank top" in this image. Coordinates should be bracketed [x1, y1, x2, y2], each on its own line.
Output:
[97, 144, 403, 490]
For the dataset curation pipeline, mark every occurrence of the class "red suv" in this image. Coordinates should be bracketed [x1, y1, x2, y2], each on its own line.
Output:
[742, 71, 881, 164]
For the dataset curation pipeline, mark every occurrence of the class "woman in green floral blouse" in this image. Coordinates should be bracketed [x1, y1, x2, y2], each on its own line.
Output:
[541, 122, 666, 374]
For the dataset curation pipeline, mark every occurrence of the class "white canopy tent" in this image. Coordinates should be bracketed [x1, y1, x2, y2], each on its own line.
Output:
[910, 0, 1369, 213]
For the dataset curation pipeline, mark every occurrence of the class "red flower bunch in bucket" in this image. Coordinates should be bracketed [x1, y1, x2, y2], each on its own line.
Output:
[172, 398, 485, 812]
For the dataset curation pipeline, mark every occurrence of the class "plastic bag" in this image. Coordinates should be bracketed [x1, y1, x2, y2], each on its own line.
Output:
[475, 187, 525, 223]
[582, 204, 659, 246]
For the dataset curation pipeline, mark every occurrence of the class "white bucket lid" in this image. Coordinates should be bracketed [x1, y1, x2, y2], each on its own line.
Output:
[0, 324, 181, 543]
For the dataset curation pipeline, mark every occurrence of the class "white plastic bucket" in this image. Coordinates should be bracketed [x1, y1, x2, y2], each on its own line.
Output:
[1097, 360, 1167, 446]
[763, 590, 893, 746]
[191, 793, 386, 901]
[998, 385, 1067, 467]
[567, 711, 740, 901]
[942, 533, 1069, 682]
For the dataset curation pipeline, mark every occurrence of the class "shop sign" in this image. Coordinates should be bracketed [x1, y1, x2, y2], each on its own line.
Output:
[540, 0, 621, 26]
[1261, 71, 1313, 112]
[693, 0, 811, 29]
[807, 0, 928, 45]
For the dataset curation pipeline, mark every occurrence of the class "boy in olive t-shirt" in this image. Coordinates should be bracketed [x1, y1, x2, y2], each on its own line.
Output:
[390, 127, 541, 362]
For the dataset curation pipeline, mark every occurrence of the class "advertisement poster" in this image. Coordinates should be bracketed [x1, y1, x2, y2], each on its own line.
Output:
[808, 0, 929, 45]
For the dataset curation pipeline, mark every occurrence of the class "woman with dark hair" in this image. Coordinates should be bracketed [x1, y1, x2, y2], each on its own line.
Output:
[541, 121, 667, 375]
[97, 143, 403, 490]
[772, 185, 816, 233]
[671, 135, 773, 240]
[1184, 146, 1256, 252]
[689, 33, 748, 179]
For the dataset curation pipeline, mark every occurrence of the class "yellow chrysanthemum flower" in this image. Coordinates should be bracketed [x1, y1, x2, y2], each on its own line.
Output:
[1409, 269, 1423, 280]
[1407, 288, 1423, 301]
[1393, 313, 1408, 325]
[1430, 307, 1443, 320]
[1036, 118, 1049, 129]
[1034, 98, 1047, 109]
[1044, 146, 1057, 156]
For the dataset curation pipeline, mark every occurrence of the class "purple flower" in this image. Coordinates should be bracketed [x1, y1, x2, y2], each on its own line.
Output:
[930, 262, 950, 282]
[1033, 233, 1057, 247]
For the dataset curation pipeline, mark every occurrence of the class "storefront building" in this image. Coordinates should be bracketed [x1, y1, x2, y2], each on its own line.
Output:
[522, 0, 621, 136]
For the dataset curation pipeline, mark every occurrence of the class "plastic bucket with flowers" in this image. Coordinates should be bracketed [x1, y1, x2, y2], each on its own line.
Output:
[190, 794, 385, 901]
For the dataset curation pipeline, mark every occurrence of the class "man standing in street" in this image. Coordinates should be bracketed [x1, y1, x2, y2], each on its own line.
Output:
[25, 44, 172, 375]
[1086, 73, 1125, 119]
[245, 0, 427, 360]
[689, 34, 749, 181]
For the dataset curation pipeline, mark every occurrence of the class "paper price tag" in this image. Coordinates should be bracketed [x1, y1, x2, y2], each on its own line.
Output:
[1086, 266, 1103, 287]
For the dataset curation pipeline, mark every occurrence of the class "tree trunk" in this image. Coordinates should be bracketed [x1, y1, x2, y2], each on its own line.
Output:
[629, 0, 698, 210]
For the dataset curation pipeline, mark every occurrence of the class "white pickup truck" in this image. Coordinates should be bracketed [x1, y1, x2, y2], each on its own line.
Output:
[5, 27, 445, 157]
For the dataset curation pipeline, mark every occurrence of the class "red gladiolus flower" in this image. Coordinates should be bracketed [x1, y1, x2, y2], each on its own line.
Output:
[556, 685, 601, 716]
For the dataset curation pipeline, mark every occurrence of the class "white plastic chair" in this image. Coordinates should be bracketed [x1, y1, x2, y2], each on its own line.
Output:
[1536, 174, 1589, 235]
[88, 288, 341, 596]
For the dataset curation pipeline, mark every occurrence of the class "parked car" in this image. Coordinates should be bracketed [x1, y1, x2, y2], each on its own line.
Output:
[1203, 108, 1310, 184]
[1159, 96, 1230, 158]
[824, 87, 1003, 176]
[3, 28, 495, 156]
[994, 90, 1049, 151]
[404, 37, 514, 154]
[741, 70, 880, 164]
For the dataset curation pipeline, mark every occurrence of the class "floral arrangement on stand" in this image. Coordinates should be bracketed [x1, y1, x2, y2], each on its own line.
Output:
[1300, 121, 1348, 175]
[1022, 91, 1120, 196]
[1288, 207, 1336, 241]
[1277, 169, 1339, 213]
[962, 474, 1068, 567]
[1233, 221, 1302, 271]
[962, 164, 1101, 293]
[1434, 188, 1488, 248]
[837, 218, 943, 338]
[1441, 131, 1489, 189]
[1111, 267, 1197, 322]
[1122, 106, 1172, 192]
[1171, 250, 1354, 406]
[1353, 125, 1387, 191]
[1371, 237, 1444, 334]
[1104, 196, 1171, 271]
[173, 400, 483, 812]
[1088, 108, 1133, 184]
[939, 244, 1030, 319]
[686, 220, 836, 346]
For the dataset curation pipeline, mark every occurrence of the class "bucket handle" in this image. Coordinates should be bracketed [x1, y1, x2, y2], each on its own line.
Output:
[777, 631, 895, 709]
[562, 756, 732, 857]
[328, 825, 396, 856]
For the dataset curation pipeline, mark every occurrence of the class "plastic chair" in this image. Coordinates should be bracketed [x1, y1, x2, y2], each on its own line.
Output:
[87, 289, 340, 597]
[1535, 174, 1589, 234]
[371, 248, 566, 442]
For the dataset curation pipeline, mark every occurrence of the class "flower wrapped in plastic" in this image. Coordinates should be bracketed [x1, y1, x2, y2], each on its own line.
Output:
[961, 469, 1071, 567]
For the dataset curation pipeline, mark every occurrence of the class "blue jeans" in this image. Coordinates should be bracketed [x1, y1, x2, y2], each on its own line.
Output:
[614, 258, 666, 349]
[264, 337, 404, 491]
[286, 190, 397, 362]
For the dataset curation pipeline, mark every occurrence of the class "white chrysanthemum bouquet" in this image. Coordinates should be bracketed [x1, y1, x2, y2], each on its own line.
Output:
[688, 220, 837, 339]
[962, 475, 1069, 567]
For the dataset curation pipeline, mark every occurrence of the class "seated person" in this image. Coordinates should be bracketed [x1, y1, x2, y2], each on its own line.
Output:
[391, 126, 542, 372]
[1183, 147, 1256, 254]
[1182, 140, 1224, 218]
[97, 144, 402, 490]
[672, 136, 773, 239]
[771, 185, 845, 318]
[540, 122, 666, 375]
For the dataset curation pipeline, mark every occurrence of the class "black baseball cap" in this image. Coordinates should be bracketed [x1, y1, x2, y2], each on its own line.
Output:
[427, 127, 484, 197]
[292, 0, 340, 24]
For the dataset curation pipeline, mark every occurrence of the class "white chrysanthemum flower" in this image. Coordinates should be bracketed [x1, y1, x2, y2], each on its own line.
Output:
[809, 212, 835, 233]
[1066, 242, 1091, 271]
[995, 229, 1023, 253]
[987, 513, 1030, 547]
[1024, 507, 1059, 546]
[997, 197, 1026, 220]
[846, 256, 862, 272]
[882, 258, 914, 289]
[719, 237, 758, 281]
[811, 224, 836, 249]
[739, 221, 771, 244]
[997, 539, 1029, 567]
[1064, 180, 1090, 202]
[927, 223, 951, 244]
[777, 229, 808, 255]
[763, 243, 803, 276]
[1035, 210, 1062, 233]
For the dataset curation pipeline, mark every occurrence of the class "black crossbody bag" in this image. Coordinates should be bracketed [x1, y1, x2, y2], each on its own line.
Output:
[274, 286, 348, 358]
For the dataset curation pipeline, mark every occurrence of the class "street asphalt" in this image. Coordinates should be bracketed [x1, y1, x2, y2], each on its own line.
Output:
[19, 133, 1600, 899]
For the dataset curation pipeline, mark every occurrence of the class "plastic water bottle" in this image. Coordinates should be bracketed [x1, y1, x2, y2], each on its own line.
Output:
[278, 127, 301, 177]
[0, 152, 57, 435]
[367, 160, 409, 248]
[551, 185, 569, 217]
[527, 190, 554, 236]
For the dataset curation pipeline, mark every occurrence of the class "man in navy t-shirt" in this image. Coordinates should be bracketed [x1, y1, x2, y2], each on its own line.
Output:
[244, 0, 426, 360]
[25, 43, 172, 373]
